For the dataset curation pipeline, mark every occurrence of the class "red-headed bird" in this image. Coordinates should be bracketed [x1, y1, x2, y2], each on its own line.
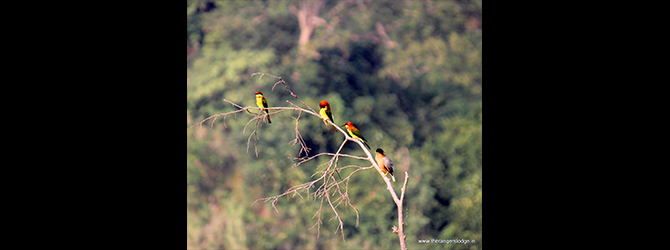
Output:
[375, 148, 395, 182]
[343, 121, 371, 150]
[319, 100, 337, 132]
[255, 91, 271, 123]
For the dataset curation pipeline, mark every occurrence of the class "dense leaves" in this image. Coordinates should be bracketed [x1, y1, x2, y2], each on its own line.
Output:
[187, 0, 481, 249]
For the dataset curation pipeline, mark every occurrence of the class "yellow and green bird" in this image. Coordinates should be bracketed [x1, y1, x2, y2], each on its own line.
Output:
[319, 100, 337, 132]
[375, 148, 396, 182]
[255, 91, 271, 123]
[343, 121, 371, 150]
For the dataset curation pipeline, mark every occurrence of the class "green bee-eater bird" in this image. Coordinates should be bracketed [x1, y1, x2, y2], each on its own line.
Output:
[343, 121, 371, 150]
[255, 91, 271, 123]
[319, 100, 337, 132]
[375, 148, 396, 182]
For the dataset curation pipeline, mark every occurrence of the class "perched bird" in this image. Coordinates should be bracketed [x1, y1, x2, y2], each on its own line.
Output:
[255, 91, 271, 123]
[375, 148, 395, 182]
[343, 121, 371, 150]
[319, 100, 337, 132]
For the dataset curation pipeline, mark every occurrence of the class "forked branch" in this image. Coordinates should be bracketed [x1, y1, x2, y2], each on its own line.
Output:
[188, 73, 408, 248]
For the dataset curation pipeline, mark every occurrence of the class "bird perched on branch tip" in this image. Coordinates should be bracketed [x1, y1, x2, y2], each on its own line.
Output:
[255, 91, 271, 123]
[375, 148, 395, 182]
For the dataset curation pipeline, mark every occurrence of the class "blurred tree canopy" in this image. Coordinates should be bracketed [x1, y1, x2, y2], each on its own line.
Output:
[187, 0, 481, 249]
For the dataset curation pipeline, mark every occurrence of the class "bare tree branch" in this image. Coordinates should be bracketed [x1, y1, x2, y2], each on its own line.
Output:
[252, 72, 319, 115]
[189, 73, 409, 248]
[392, 171, 410, 250]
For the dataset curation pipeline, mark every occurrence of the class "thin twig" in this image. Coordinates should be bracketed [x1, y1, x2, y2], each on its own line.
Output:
[252, 72, 318, 115]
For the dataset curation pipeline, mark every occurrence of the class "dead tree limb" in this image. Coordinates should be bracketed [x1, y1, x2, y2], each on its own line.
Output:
[188, 73, 409, 249]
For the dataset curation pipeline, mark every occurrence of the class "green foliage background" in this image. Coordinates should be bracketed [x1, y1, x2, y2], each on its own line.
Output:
[187, 0, 481, 249]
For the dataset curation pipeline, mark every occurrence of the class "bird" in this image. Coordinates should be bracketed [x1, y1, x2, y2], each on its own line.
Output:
[319, 100, 337, 132]
[343, 121, 371, 150]
[375, 148, 395, 182]
[255, 91, 271, 123]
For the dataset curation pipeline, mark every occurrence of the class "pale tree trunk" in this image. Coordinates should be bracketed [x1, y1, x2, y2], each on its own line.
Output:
[289, 1, 326, 59]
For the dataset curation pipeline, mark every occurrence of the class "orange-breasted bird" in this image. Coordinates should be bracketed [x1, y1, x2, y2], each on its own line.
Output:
[375, 148, 395, 182]
[343, 121, 371, 150]
[319, 100, 337, 132]
[255, 91, 271, 123]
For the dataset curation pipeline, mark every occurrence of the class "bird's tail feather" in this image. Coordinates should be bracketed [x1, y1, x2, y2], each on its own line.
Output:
[362, 140, 371, 150]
